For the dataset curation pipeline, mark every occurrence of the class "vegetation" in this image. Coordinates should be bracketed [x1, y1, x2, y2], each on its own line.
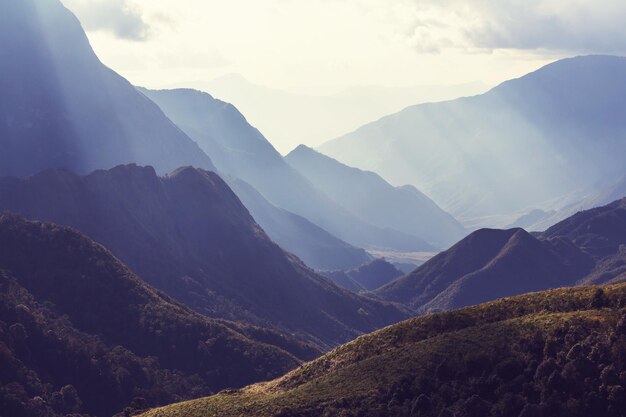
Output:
[142, 284, 626, 417]
[0, 164, 409, 350]
[0, 214, 316, 417]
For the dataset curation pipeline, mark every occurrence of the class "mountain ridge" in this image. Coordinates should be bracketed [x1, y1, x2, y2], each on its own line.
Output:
[0, 164, 410, 349]
[375, 197, 626, 313]
[319, 55, 626, 220]
[0, 213, 313, 417]
[286, 144, 465, 248]
[0, 0, 215, 177]
[139, 282, 626, 417]
[142, 87, 434, 253]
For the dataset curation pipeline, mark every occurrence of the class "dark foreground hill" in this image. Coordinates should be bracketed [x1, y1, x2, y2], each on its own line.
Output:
[140, 283, 626, 417]
[0, 215, 316, 417]
[0, 165, 408, 349]
[376, 198, 626, 313]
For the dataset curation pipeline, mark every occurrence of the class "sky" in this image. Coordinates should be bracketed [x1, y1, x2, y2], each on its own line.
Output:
[59, 0, 626, 151]
[60, 0, 626, 93]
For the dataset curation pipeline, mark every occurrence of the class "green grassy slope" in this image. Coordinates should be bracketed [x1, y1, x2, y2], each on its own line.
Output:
[141, 284, 626, 417]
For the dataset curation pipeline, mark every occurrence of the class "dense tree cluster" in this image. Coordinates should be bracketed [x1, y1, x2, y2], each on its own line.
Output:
[259, 289, 626, 417]
[0, 271, 210, 417]
[377, 319, 626, 417]
[0, 215, 307, 417]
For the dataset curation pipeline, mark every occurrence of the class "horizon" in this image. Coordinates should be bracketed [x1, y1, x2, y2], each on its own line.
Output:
[60, 0, 626, 93]
[59, 0, 626, 151]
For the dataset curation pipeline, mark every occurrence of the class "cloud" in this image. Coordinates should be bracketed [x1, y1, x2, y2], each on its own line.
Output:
[63, 0, 150, 41]
[407, 0, 626, 54]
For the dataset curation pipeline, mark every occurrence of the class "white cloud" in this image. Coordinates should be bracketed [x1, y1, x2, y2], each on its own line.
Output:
[62, 0, 151, 41]
[406, 0, 626, 54]
[61, 0, 617, 94]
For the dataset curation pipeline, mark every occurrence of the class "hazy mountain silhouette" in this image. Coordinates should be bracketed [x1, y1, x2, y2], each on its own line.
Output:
[0, 214, 314, 417]
[323, 259, 404, 293]
[286, 145, 465, 248]
[320, 55, 626, 220]
[141, 87, 433, 252]
[225, 177, 371, 270]
[0, 165, 409, 349]
[376, 197, 626, 312]
[510, 175, 626, 232]
[182, 73, 487, 153]
[0, 0, 214, 177]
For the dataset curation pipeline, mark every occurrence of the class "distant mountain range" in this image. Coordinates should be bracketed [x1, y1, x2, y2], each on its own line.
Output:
[376, 197, 626, 312]
[5, 2, 626, 416]
[286, 145, 466, 248]
[508, 174, 626, 232]
[0, 165, 409, 349]
[320, 55, 626, 223]
[323, 259, 404, 293]
[139, 283, 626, 417]
[0, 0, 214, 177]
[182, 73, 488, 153]
[142, 88, 446, 253]
[0, 214, 312, 417]
[225, 177, 371, 271]
[0, 0, 460, 271]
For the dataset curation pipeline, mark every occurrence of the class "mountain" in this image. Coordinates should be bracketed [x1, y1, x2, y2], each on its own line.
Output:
[375, 197, 626, 313]
[2, 0, 371, 272]
[286, 145, 465, 248]
[180, 73, 487, 153]
[541, 197, 626, 284]
[0, 0, 215, 177]
[510, 175, 626, 232]
[0, 214, 315, 417]
[225, 178, 371, 270]
[140, 283, 626, 417]
[0, 165, 409, 349]
[376, 228, 592, 312]
[141, 87, 433, 252]
[319, 55, 626, 220]
[323, 259, 404, 293]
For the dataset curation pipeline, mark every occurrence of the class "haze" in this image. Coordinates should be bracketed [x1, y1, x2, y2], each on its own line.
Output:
[61, 0, 626, 151]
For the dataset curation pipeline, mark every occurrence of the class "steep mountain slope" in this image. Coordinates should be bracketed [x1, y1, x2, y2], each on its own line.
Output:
[320, 55, 626, 219]
[225, 177, 371, 270]
[0, 165, 409, 349]
[141, 284, 626, 417]
[509, 175, 626, 232]
[0, 0, 214, 177]
[141, 87, 432, 252]
[286, 145, 465, 247]
[377, 228, 593, 312]
[0, 214, 311, 417]
[541, 197, 626, 285]
[324, 259, 404, 293]
[376, 198, 626, 313]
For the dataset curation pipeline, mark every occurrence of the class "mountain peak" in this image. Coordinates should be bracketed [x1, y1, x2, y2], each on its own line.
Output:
[0, 165, 409, 349]
[289, 144, 316, 154]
